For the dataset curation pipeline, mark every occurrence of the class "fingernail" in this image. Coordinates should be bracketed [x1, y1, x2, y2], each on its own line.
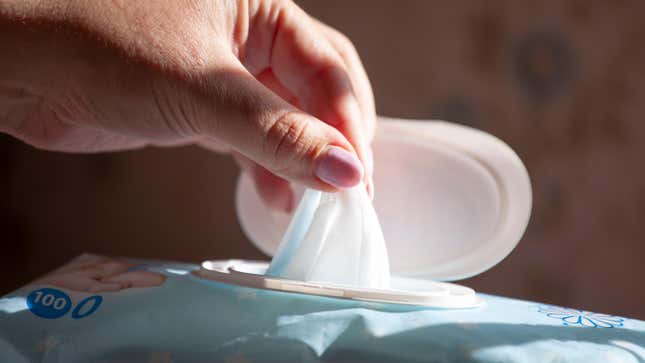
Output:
[315, 146, 364, 188]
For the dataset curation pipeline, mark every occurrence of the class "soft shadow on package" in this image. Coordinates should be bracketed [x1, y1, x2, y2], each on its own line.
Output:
[1, 254, 644, 363]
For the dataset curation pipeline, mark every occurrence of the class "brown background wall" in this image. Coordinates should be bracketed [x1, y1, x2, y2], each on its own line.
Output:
[2, 1, 644, 319]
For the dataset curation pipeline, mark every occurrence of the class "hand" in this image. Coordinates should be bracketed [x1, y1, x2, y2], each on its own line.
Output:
[0, 0, 376, 212]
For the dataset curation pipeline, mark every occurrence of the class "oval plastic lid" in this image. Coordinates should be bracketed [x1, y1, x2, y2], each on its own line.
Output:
[236, 117, 532, 281]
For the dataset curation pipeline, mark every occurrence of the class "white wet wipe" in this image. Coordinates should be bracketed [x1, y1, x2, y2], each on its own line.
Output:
[266, 184, 390, 288]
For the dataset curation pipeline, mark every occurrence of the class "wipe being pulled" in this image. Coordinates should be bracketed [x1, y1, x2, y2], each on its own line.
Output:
[265, 184, 390, 288]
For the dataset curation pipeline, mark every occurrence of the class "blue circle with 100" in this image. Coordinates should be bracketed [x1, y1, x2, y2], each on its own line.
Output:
[27, 288, 102, 319]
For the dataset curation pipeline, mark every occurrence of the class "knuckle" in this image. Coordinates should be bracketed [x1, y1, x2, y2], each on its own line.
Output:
[263, 111, 320, 173]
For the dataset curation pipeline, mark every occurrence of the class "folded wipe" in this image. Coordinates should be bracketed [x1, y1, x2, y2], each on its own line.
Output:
[266, 184, 390, 288]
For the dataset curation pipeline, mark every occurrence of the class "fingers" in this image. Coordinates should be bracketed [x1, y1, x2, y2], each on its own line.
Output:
[255, 68, 300, 109]
[314, 19, 377, 145]
[242, 0, 371, 189]
[314, 20, 377, 197]
[185, 59, 363, 191]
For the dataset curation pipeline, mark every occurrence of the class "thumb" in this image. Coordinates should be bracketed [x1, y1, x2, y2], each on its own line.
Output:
[189, 63, 364, 191]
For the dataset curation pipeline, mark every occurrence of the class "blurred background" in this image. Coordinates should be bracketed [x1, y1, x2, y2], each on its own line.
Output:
[1, 1, 644, 319]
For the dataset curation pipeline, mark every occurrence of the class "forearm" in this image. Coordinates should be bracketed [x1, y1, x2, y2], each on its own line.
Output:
[0, 0, 220, 137]
[0, 1, 155, 141]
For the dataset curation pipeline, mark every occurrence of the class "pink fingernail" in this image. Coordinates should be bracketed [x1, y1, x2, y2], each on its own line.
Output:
[315, 146, 364, 188]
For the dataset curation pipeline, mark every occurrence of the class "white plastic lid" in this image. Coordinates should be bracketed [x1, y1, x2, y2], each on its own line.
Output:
[195, 260, 483, 308]
[236, 117, 532, 281]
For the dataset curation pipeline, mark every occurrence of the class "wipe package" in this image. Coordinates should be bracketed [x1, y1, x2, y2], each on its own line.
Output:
[265, 184, 390, 288]
[1, 254, 644, 363]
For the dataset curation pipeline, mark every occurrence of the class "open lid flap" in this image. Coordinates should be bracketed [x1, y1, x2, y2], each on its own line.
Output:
[236, 117, 532, 281]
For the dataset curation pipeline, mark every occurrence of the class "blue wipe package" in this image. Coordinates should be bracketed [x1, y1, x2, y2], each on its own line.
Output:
[1, 254, 644, 363]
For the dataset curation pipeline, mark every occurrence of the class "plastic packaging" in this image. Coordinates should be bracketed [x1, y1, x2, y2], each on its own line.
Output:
[1, 255, 643, 363]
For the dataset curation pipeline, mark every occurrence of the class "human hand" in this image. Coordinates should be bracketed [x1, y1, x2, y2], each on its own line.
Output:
[0, 0, 375, 211]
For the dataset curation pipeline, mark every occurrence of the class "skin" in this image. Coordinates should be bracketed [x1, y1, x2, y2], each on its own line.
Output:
[0, 0, 376, 213]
